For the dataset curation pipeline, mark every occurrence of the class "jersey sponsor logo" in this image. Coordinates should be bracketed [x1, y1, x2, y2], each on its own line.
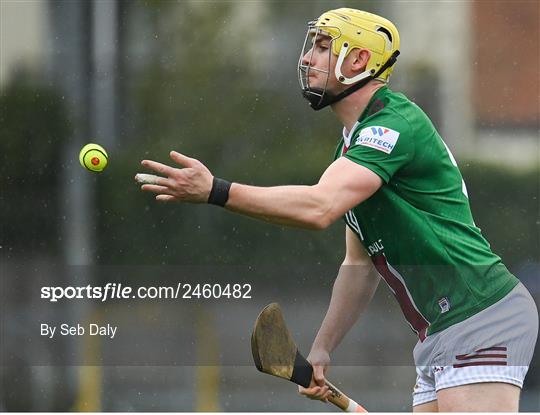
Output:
[355, 126, 400, 154]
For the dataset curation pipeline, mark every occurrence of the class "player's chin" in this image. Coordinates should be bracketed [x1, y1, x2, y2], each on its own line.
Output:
[307, 78, 322, 90]
[308, 79, 337, 95]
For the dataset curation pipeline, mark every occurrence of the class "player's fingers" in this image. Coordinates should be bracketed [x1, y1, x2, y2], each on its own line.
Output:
[314, 385, 329, 399]
[299, 386, 327, 401]
[322, 388, 332, 401]
[156, 194, 175, 202]
[312, 365, 326, 387]
[307, 387, 322, 400]
[298, 385, 318, 396]
[141, 184, 173, 195]
[141, 159, 176, 176]
[134, 173, 169, 186]
[170, 151, 199, 168]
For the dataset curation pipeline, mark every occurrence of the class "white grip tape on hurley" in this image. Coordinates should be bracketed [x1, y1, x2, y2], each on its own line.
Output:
[346, 398, 367, 412]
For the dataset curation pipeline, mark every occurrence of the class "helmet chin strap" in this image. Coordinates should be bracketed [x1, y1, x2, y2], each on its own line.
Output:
[302, 50, 400, 111]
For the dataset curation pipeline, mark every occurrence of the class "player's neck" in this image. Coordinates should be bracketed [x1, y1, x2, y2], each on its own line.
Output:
[331, 81, 384, 132]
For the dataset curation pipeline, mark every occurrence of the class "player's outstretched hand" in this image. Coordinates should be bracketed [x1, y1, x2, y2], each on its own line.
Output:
[298, 348, 332, 403]
[138, 151, 213, 203]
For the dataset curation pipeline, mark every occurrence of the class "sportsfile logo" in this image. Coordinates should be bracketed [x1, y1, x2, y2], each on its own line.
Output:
[355, 126, 400, 154]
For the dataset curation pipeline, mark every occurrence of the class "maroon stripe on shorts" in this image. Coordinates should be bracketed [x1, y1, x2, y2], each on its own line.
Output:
[455, 353, 507, 360]
[453, 361, 507, 368]
[455, 346, 508, 360]
[475, 346, 507, 353]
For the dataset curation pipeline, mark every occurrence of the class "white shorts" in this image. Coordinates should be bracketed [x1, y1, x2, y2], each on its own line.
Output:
[412, 282, 538, 407]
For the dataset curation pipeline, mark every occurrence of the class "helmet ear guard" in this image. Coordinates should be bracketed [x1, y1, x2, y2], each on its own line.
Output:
[334, 42, 373, 85]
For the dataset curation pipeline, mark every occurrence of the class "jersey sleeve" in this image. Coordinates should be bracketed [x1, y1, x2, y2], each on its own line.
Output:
[344, 111, 415, 183]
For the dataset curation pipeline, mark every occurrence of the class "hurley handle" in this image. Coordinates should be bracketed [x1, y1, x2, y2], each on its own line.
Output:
[325, 380, 367, 412]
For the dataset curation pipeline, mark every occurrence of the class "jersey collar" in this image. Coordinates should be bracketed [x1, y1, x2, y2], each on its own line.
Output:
[342, 121, 361, 148]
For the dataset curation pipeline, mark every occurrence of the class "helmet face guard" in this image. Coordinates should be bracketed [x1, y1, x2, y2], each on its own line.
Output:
[297, 21, 336, 110]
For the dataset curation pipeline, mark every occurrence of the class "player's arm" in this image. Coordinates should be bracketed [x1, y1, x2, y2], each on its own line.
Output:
[299, 226, 380, 400]
[310, 226, 380, 355]
[226, 156, 382, 228]
[138, 151, 382, 229]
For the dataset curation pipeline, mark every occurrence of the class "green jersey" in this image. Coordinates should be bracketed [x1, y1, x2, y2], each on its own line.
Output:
[334, 86, 518, 338]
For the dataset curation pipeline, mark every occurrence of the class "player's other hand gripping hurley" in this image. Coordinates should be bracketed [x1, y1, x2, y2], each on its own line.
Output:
[138, 151, 219, 204]
[298, 348, 333, 403]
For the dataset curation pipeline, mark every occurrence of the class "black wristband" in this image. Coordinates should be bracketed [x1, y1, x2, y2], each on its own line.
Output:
[208, 177, 232, 207]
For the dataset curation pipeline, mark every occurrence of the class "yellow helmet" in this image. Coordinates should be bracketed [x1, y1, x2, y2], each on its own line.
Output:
[316, 8, 400, 82]
[298, 8, 400, 110]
